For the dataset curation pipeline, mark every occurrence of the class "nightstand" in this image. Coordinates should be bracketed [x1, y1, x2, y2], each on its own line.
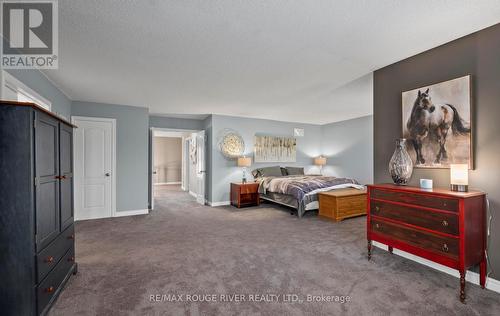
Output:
[230, 182, 260, 208]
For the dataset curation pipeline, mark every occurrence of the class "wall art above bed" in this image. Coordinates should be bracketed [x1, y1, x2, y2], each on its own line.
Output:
[254, 135, 296, 163]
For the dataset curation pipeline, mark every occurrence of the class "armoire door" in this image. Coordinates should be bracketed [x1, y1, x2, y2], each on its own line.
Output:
[35, 112, 60, 251]
[59, 123, 74, 230]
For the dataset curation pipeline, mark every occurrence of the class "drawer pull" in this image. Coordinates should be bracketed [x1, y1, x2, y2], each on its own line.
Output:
[68, 256, 75, 262]
[44, 256, 54, 263]
[374, 206, 380, 213]
[67, 234, 75, 240]
[442, 243, 449, 252]
[45, 286, 54, 293]
[442, 220, 449, 227]
[375, 223, 380, 229]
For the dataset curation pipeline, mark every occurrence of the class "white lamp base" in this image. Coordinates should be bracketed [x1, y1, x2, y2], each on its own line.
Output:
[451, 184, 468, 192]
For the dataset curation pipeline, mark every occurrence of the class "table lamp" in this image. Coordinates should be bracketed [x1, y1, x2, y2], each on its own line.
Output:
[238, 156, 252, 183]
[314, 156, 327, 175]
[450, 164, 468, 192]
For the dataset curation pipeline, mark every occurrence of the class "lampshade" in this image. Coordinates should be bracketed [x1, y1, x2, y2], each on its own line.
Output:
[314, 156, 326, 166]
[450, 164, 468, 192]
[237, 157, 251, 167]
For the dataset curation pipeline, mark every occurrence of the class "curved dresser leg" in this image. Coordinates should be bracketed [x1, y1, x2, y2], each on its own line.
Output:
[460, 271, 466, 303]
[480, 259, 486, 289]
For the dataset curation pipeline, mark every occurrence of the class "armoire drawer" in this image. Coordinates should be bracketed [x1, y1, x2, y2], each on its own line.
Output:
[37, 225, 75, 282]
[37, 247, 75, 315]
[370, 200, 459, 235]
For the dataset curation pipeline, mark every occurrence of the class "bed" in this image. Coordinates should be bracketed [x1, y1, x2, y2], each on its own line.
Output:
[253, 166, 364, 217]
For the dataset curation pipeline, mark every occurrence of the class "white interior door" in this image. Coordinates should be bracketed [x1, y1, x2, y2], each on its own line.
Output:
[196, 130, 206, 205]
[73, 117, 115, 220]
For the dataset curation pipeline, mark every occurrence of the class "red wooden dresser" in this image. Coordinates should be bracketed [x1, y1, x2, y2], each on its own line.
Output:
[367, 184, 486, 302]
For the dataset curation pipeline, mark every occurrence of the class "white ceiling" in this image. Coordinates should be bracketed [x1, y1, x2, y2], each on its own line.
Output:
[45, 0, 500, 124]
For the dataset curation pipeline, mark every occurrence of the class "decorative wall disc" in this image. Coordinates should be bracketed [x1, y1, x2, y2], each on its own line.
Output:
[217, 129, 245, 159]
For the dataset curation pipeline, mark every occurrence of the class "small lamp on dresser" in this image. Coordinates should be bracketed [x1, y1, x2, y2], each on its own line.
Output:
[238, 156, 252, 183]
[450, 164, 468, 192]
[314, 156, 327, 175]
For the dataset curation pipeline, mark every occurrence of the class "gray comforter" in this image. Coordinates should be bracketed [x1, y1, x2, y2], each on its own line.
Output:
[258, 175, 360, 216]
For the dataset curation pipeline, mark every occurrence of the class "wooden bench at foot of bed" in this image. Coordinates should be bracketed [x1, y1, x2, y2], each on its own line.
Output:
[318, 189, 367, 221]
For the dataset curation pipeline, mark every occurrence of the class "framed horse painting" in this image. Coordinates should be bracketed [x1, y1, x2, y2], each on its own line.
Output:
[402, 75, 472, 169]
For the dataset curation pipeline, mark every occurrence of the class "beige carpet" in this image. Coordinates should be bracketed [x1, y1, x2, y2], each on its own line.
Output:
[49, 185, 500, 315]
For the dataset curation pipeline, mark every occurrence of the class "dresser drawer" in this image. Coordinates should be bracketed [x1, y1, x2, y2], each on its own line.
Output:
[37, 247, 75, 315]
[371, 219, 459, 259]
[371, 200, 458, 235]
[37, 225, 75, 282]
[371, 188, 458, 211]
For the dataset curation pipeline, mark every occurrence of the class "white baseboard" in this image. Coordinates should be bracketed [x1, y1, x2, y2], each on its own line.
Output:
[113, 209, 149, 217]
[189, 191, 197, 198]
[373, 241, 500, 293]
[209, 201, 230, 207]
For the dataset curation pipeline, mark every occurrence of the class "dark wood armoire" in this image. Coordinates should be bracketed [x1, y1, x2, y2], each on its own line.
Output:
[0, 101, 77, 315]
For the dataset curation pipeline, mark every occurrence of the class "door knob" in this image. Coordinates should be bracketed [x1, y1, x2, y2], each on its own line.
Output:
[105, 173, 110, 177]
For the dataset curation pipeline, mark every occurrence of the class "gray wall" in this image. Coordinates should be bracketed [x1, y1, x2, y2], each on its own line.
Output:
[72, 101, 149, 212]
[149, 115, 204, 130]
[6, 69, 71, 119]
[374, 23, 500, 279]
[210, 114, 323, 203]
[321, 115, 373, 185]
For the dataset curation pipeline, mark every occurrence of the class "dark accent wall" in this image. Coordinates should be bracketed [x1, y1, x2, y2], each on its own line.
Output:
[374, 23, 500, 279]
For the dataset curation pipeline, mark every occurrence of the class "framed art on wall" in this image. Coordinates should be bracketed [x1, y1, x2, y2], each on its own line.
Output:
[254, 135, 296, 163]
[402, 75, 472, 169]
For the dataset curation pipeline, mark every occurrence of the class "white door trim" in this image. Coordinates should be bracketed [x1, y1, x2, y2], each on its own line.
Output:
[72, 116, 117, 219]
[150, 128, 155, 210]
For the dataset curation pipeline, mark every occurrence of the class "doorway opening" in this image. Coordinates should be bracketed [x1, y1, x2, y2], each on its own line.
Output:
[150, 129, 206, 210]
